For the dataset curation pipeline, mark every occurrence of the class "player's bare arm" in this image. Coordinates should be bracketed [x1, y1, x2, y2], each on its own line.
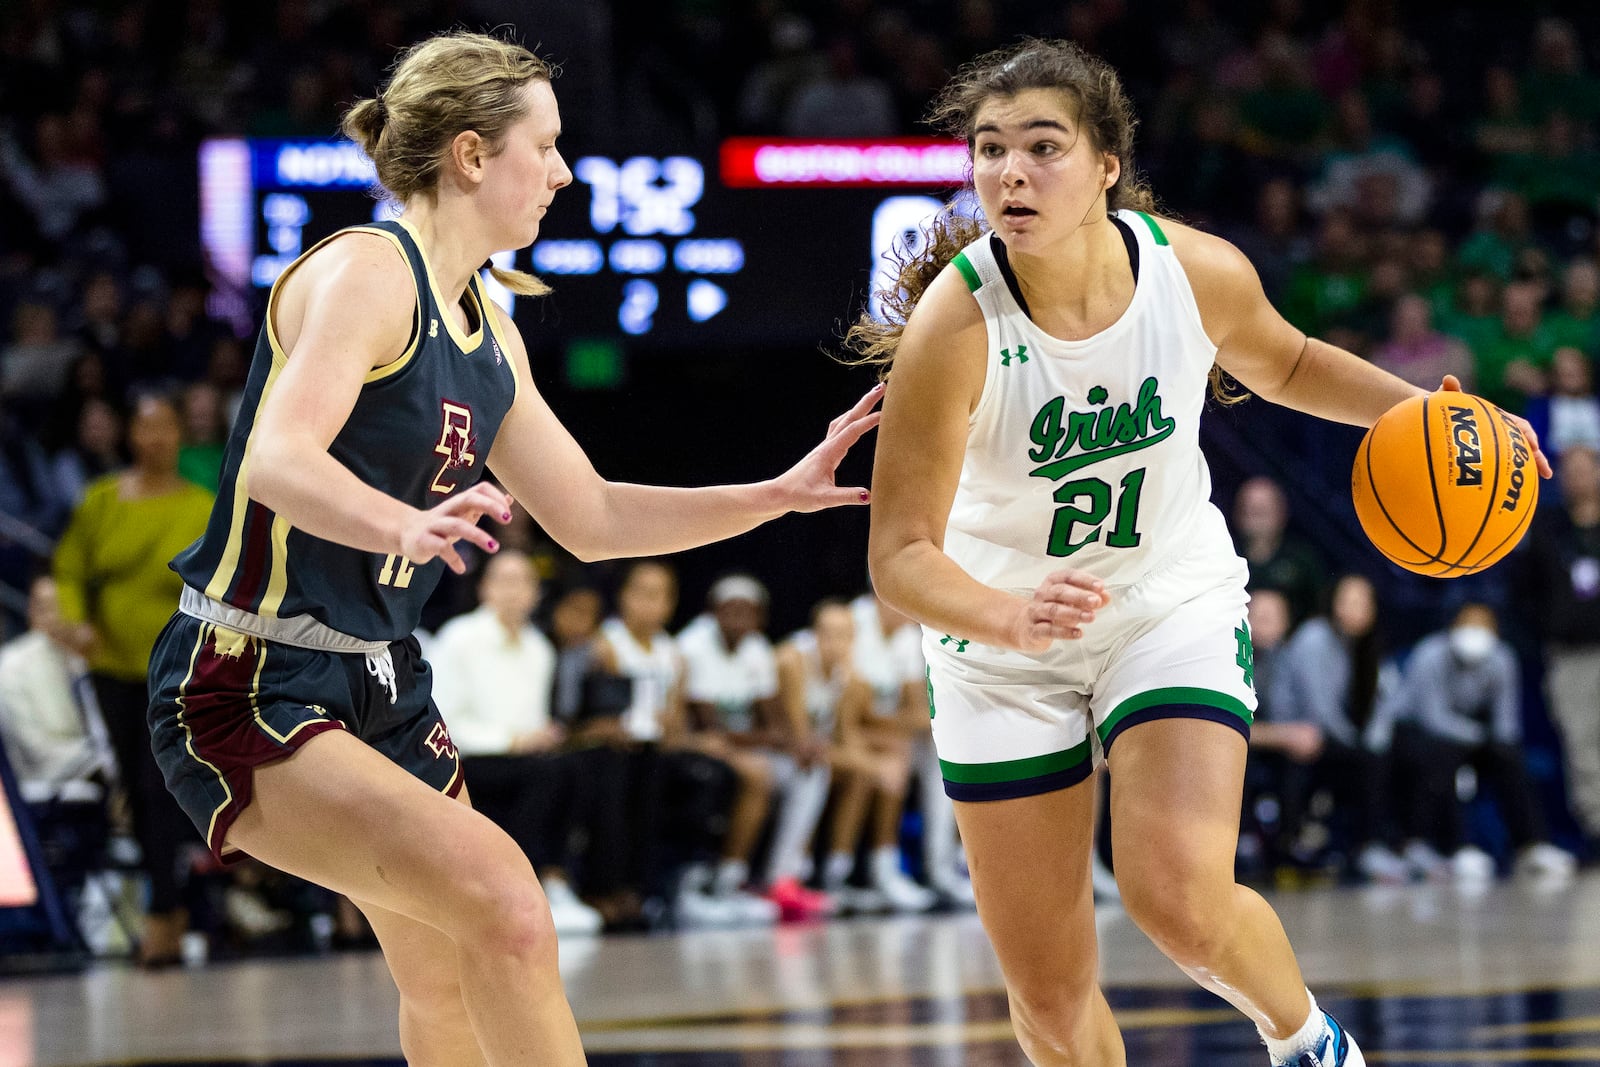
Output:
[867, 267, 1108, 653]
[1164, 220, 1417, 425]
[484, 302, 881, 561]
[246, 233, 512, 572]
[1165, 220, 1552, 477]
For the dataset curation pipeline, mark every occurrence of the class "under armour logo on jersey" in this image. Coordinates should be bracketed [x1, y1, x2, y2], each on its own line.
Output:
[1001, 345, 1030, 366]
[429, 318, 439, 339]
[940, 635, 970, 653]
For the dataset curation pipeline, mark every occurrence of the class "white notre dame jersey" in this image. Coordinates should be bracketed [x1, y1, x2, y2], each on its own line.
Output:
[850, 595, 924, 719]
[932, 210, 1241, 666]
[785, 629, 847, 735]
[600, 618, 681, 742]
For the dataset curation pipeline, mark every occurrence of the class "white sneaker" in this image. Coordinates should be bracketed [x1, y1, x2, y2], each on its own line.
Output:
[836, 886, 889, 915]
[1402, 840, 1450, 881]
[1516, 842, 1577, 882]
[874, 869, 937, 913]
[543, 878, 603, 936]
[1357, 844, 1410, 885]
[1452, 845, 1496, 884]
[931, 870, 977, 908]
[723, 890, 779, 925]
[224, 887, 292, 938]
[675, 887, 740, 928]
[1269, 1010, 1365, 1066]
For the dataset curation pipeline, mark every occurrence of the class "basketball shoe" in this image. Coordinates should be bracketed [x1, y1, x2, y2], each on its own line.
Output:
[1270, 1011, 1366, 1067]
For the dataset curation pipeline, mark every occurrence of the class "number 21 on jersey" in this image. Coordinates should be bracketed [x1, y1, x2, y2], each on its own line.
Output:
[1048, 467, 1146, 557]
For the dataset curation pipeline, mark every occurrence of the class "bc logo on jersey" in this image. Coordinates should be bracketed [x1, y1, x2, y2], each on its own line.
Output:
[430, 400, 477, 495]
[423, 722, 458, 760]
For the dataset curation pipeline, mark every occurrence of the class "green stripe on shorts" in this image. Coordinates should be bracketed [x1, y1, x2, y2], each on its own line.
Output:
[940, 738, 1092, 785]
[1097, 686, 1252, 744]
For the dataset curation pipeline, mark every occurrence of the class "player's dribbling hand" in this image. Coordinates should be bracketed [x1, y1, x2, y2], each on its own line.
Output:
[1439, 374, 1552, 478]
[1010, 569, 1111, 653]
[398, 482, 516, 574]
[773, 383, 884, 512]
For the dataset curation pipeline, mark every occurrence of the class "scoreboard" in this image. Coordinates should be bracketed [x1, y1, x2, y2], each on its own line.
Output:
[199, 137, 974, 348]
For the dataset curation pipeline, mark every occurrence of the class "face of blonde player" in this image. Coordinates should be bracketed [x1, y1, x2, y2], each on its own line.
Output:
[474, 80, 572, 249]
[814, 604, 856, 670]
[971, 87, 1117, 259]
[620, 564, 677, 634]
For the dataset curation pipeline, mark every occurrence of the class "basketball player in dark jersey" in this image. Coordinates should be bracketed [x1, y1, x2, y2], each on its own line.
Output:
[147, 32, 880, 1066]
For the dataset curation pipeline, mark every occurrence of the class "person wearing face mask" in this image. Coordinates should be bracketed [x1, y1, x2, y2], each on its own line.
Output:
[1377, 603, 1575, 883]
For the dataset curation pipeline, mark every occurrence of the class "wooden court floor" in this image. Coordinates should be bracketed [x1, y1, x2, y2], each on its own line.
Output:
[8, 872, 1600, 1066]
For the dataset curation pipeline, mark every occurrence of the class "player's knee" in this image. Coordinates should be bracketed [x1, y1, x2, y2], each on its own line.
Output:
[456, 875, 559, 961]
[1009, 981, 1101, 1059]
[1119, 873, 1231, 965]
[439, 837, 557, 961]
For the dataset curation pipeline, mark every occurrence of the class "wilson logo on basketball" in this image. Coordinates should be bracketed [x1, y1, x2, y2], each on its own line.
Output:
[1503, 424, 1531, 513]
[1446, 405, 1483, 487]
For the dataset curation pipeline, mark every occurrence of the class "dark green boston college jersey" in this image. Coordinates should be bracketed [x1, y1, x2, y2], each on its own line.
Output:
[173, 219, 519, 642]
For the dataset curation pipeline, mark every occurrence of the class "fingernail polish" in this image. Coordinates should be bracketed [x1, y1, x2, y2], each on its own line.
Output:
[859, 490, 871, 503]
[487, 539, 498, 551]
[502, 512, 511, 521]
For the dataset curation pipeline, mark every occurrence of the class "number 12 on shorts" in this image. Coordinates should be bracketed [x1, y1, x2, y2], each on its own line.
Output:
[1047, 467, 1146, 557]
[378, 554, 417, 589]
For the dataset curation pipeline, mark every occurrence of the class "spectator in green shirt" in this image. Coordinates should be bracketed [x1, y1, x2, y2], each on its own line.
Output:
[1548, 258, 1600, 357]
[1493, 113, 1600, 218]
[53, 393, 214, 965]
[176, 381, 227, 491]
[1474, 282, 1557, 413]
[1282, 210, 1369, 337]
[1436, 271, 1502, 359]
[1474, 66, 1539, 164]
[1236, 32, 1331, 164]
[1520, 17, 1600, 126]
[1231, 476, 1328, 628]
[1457, 190, 1535, 282]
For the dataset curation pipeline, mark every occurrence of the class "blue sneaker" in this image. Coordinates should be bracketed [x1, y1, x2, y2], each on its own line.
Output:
[1271, 1011, 1366, 1067]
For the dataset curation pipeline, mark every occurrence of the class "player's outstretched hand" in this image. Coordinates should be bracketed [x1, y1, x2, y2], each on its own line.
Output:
[773, 382, 885, 513]
[1439, 374, 1552, 479]
[399, 482, 516, 574]
[1011, 569, 1112, 653]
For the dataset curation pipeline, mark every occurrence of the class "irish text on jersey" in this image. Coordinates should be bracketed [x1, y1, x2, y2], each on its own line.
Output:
[1027, 376, 1176, 480]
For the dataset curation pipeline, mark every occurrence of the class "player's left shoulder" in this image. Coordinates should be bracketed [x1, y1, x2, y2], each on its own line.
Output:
[1147, 216, 1266, 342]
[1149, 217, 1255, 281]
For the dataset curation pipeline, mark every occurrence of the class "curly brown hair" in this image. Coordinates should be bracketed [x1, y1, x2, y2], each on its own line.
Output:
[844, 38, 1242, 403]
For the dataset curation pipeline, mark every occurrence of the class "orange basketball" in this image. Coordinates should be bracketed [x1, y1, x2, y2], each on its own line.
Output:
[1351, 391, 1538, 577]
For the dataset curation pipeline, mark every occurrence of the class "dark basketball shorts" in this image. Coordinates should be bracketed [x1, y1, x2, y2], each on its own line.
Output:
[147, 612, 463, 862]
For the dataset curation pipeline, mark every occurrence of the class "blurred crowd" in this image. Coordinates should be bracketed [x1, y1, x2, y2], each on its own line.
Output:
[2, 0, 1600, 964]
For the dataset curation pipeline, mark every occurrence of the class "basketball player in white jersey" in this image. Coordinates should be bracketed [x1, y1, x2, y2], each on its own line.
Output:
[778, 599, 935, 913]
[851, 590, 981, 905]
[857, 40, 1548, 1067]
